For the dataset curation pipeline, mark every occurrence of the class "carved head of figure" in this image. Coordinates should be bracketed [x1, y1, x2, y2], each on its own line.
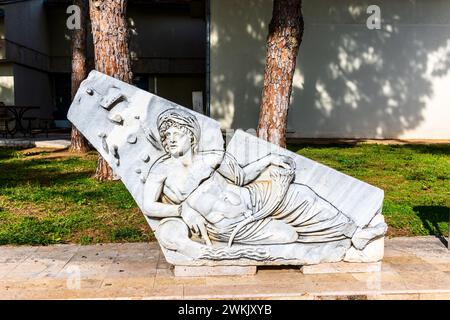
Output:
[157, 108, 201, 158]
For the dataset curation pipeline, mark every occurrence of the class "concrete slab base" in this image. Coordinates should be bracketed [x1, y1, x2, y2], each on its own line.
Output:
[300, 261, 381, 274]
[174, 265, 257, 277]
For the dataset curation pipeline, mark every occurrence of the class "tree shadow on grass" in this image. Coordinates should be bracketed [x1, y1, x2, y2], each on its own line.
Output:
[0, 160, 93, 188]
[0, 154, 136, 208]
[287, 142, 361, 154]
[399, 144, 450, 156]
[415, 205, 450, 247]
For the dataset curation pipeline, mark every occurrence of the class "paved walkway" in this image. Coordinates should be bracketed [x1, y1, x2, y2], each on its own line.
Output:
[1, 237, 449, 300]
[0, 134, 70, 149]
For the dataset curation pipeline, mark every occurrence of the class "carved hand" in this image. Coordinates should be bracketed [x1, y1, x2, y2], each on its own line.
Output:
[180, 202, 212, 246]
[270, 154, 296, 171]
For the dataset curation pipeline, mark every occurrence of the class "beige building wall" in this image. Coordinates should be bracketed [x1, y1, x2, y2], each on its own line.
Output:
[210, 0, 450, 139]
[0, 64, 14, 105]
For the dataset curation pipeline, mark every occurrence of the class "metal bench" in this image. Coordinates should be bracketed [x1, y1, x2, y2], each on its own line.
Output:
[22, 116, 37, 137]
[36, 118, 52, 138]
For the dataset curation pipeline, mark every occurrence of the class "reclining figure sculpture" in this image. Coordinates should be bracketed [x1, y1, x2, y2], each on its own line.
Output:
[68, 71, 387, 270]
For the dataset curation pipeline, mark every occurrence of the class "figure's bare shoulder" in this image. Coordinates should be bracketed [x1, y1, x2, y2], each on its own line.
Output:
[148, 156, 170, 183]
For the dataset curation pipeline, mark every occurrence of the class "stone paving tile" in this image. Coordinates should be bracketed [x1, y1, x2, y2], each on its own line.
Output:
[1, 237, 450, 299]
[155, 254, 174, 278]
[115, 243, 160, 259]
[1, 279, 67, 292]
[55, 260, 112, 280]
[383, 247, 407, 258]
[418, 292, 450, 300]
[156, 255, 172, 270]
[69, 243, 121, 261]
[183, 283, 312, 300]
[383, 255, 427, 265]
[389, 262, 440, 273]
[0, 246, 38, 263]
[101, 276, 155, 289]
[203, 272, 304, 287]
[6, 245, 80, 280]
[368, 293, 420, 300]
[0, 289, 48, 300]
[0, 263, 19, 279]
[401, 271, 450, 291]
[88, 288, 154, 299]
[289, 272, 357, 283]
[154, 275, 207, 287]
[413, 247, 450, 262]
[0, 276, 125, 299]
[380, 262, 402, 273]
[305, 279, 371, 294]
[141, 285, 184, 300]
[106, 260, 158, 278]
[11, 288, 100, 300]
[435, 263, 450, 272]
[117, 242, 160, 251]
[78, 278, 105, 289]
[3, 260, 53, 280]
[350, 270, 404, 283]
[155, 268, 173, 278]
[114, 249, 160, 262]
[48, 245, 121, 282]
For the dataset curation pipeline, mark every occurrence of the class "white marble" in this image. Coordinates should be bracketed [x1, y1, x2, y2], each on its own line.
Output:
[68, 70, 387, 268]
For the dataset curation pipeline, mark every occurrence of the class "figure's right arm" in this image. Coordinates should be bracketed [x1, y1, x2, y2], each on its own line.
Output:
[142, 174, 180, 218]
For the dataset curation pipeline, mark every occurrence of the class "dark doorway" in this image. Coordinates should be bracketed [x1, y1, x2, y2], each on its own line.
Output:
[52, 73, 71, 124]
[133, 74, 149, 91]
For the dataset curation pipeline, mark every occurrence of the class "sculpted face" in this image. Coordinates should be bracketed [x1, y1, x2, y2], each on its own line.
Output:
[165, 126, 192, 157]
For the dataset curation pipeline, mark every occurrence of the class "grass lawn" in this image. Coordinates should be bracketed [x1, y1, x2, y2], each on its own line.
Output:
[0, 143, 449, 245]
[0, 149, 153, 245]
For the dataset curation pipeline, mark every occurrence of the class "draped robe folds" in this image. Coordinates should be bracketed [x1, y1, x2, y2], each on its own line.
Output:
[157, 151, 359, 246]
[205, 153, 359, 245]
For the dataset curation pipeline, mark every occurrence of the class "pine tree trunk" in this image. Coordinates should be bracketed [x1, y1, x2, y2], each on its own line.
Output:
[89, 0, 133, 181]
[69, 0, 90, 153]
[257, 0, 304, 147]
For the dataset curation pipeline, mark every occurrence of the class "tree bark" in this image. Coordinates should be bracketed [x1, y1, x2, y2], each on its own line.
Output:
[257, 0, 304, 147]
[89, 0, 133, 181]
[69, 0, 90, 153]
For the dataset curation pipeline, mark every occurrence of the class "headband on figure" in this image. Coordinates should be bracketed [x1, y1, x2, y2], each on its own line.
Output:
[157, 108, 201, 153]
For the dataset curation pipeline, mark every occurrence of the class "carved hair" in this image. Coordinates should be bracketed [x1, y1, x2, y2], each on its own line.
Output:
[157, 108, 201, 154]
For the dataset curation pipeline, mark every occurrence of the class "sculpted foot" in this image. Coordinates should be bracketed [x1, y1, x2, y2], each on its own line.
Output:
[351, 222, 387, 250]
[156, 218, 205, 259]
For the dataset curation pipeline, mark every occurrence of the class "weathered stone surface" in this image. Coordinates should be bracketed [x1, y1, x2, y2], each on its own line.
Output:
[68, 70, 387, 270]
[174, 265, 257, 277]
